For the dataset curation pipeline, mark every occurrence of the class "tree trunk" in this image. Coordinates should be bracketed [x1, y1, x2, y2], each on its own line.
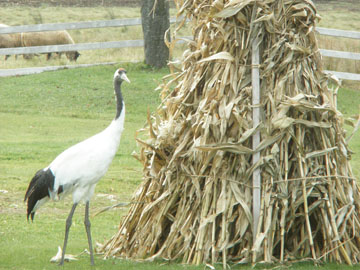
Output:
[141, 0, 170, 68]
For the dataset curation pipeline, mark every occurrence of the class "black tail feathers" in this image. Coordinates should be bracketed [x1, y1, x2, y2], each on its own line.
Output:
[24, 168, 55, 221]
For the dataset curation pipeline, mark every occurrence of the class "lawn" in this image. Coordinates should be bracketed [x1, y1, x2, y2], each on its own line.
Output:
[0, 63, 360, 270]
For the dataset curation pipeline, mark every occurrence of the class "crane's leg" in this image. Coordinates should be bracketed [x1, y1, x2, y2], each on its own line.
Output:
[84, 201, 95, 265]
[59, 203, 78, 266]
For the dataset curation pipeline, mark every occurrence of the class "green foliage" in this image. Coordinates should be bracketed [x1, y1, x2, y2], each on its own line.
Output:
[337, 85, 360, 177]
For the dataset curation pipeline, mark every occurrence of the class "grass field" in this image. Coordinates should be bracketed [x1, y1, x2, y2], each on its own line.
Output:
[1, 63, 360, 270]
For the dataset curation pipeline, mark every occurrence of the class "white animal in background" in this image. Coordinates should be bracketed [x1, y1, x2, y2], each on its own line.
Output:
[21, 30, 80, 61]
[0, 23, 22, 60]
[24, 68, 130, 266]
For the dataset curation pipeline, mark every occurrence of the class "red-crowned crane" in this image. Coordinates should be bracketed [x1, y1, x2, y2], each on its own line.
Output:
[24, 68, 130, 266]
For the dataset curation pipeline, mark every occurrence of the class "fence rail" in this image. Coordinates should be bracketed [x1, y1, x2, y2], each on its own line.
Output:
[323, 70, 360, 81]
[316, 27, 360, 40]
[0, 18, 180, 34]
[319, 49, 360, 61]
[0, 18, 359, 81]
[0, 19, 141, 34]
[315, 27, 360, 81]
[0, 40, 144, 56]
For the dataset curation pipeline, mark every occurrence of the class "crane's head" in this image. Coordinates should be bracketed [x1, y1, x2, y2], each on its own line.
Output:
[114, 68, 130, 84]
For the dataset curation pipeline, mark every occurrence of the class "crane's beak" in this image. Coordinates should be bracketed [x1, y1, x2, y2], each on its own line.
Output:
[121, 73, 131, 83]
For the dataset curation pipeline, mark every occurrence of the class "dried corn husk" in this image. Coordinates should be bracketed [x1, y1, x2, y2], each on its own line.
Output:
[102, 0, 360, 266]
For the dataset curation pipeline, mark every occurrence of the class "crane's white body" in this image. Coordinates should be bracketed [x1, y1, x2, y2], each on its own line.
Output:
[31, 106, 125, 214]
[50, 108, 124, 203]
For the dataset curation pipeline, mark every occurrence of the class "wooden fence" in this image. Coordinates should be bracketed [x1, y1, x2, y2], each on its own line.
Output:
[317, 27, 360, 81]
[0, 19, 360, 81]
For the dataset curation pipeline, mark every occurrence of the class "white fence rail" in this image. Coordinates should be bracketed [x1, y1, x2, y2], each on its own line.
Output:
[0, 18, 359, 81]
[0, 40, 144, 56]
[0, 19, 142, 34]
[316, 27, 360, 40]
[316, 27, 360, 81]
[0, 17, 179, 34]
[320, 49, 360, 61]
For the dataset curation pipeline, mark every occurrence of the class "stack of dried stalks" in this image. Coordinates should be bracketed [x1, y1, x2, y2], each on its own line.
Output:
[101, 0, 360, 266]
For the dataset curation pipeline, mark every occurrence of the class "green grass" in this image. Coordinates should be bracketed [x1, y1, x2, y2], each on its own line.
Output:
[337, 85, 360, 177]
[1, 63, 360, 270]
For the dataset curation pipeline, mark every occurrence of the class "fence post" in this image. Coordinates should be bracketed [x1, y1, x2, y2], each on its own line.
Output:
[251, 36, 261, 246]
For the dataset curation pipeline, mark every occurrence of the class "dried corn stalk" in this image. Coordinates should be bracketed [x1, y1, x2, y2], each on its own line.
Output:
[102, 0, 360, 266]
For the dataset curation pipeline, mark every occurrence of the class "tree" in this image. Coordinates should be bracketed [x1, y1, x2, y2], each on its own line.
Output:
[141, 0, 170, 68]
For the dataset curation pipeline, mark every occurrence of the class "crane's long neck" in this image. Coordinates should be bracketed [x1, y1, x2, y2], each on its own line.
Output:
[114, 80, 124, 120]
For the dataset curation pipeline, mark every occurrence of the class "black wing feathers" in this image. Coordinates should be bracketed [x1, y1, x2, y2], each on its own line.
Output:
[24, 169, 55, 221]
